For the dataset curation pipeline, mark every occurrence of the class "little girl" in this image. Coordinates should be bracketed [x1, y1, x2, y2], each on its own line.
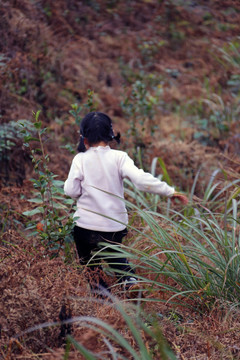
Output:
[64, 112, 188, 295]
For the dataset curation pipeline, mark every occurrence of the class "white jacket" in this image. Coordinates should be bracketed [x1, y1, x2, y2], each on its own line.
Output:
[64, 146, 174, 231]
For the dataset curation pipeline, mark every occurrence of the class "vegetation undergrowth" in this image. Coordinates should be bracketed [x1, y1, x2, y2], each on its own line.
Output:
[12, 297, 177, 360]
[19, 112, 239, 357]
[21, 111, 76, 259]
[94, 166, 240, 311]
[0, 119, 35, 186]
[66, 299, 177, 360]
[1, 1, 240, 358]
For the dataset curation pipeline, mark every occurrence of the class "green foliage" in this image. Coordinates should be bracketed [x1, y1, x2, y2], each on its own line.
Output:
[43, 4, 52, 18]
[215, 38, 240, 96]
[100, 170, 240, 310]
[178, 94, 239, 146]
[0, 119, 36, 186]
[219, 38, 240, 68]
[17, 78, 28, 95]
[21, 111, 76, 259]
[168, 23, 186, 45]
[227, 74, 240, 96]
[121, 80, 162, 155]
[0, 54, 9, 68]
[193, 95, 239, 145]
[86, 89, 96, 112]
[69, 89, 97, 126]
[119, 57, 163, 87]
[0, 119, 35, 160]
[69, 103, 82, 126]
[137, 38, 167, 63]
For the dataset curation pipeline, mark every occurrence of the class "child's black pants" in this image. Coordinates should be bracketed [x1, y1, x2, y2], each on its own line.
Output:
[73, 226, 134, 289]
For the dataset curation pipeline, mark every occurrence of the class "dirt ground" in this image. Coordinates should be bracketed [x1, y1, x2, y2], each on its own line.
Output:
[1, 197, 240, 359]
[1, 0, 240, 359]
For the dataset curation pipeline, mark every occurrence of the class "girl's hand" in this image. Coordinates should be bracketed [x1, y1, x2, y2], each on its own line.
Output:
[170, 192, 188, 205]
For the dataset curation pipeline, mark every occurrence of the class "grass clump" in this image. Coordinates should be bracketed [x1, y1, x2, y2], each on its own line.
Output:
[97, 168, 240, 311]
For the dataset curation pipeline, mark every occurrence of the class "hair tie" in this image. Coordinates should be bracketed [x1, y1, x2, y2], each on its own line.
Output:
[114, 132, 121, 144]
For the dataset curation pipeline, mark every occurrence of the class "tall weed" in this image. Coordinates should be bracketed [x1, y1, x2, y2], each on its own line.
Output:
[67, 300, 176, 360]
[21, 111, 76, 259]
[96, 170, 240, 309]
[13, 299, 176, 360]
[121, 80, 162, 162]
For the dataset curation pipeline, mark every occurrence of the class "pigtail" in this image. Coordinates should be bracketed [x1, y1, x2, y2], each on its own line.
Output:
[113, 132, 121, 144]
[77, 135, 86, 152]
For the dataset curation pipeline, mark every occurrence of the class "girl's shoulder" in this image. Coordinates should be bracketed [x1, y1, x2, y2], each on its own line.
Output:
[110, 148, 128, 159]
[71, 152, 86, 165]
[73, 152, 84, 160]
[109, 149, 131, 169]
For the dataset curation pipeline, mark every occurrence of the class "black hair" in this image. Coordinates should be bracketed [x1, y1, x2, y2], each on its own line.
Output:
[77, 112, 121, 152]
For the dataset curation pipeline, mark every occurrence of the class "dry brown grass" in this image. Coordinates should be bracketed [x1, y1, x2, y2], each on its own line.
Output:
[1, 0, 240, 358]
[1, 210, 240, 359]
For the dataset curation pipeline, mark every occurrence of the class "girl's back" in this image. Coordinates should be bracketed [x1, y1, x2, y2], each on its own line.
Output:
[64, 145, 128, 232]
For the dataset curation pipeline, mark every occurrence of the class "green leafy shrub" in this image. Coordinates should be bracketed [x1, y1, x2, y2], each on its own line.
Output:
[216, 38, 240, 96]
[121, 80, 163, 164]
[0, 119, 35, 186]
[119, 57, 163, 87]
[193, 95, 240, 145]
[219, 38, 240, 68]
[69, 89, 96, 126]
[137, 38, 167, 64]
[0, 120, 34, 158]
[21, 111, 76, 259]
[180, 94, 239, 146]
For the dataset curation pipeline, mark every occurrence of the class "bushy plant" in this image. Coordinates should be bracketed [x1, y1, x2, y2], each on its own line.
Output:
[119, 57, 163, 87]
[21, 111, 76, 259]
[216, 38, 240, 96]
[180, 94, 240, 146]
[22, 89, 97, 257]
[137, 37, 167, 64]
[219, 37, 240, 69]
[122, 80, 161, 140]
[99, 170, 240, 310]
[69, 89, 96, 126]
[0, 119, 35, 185]
[121, 80, 163, 165]
[0, 120, 35, 158]
[195, 95, 239, 145]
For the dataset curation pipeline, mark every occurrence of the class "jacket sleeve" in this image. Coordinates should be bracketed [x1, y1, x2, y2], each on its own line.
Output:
[120, 153, 175, 197]
[64, 155, 82, 198]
